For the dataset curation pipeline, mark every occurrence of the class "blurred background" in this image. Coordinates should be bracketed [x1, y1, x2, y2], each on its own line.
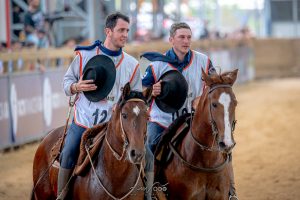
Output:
[2, 0, 300, 147]
[0, 0, 300, 200]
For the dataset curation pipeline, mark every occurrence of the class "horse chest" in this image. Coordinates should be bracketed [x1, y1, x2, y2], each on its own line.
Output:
[164, 165, 229, 200]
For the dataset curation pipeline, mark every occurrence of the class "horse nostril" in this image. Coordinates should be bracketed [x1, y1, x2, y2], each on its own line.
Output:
[219, 142, 226, 149]
[130, 149, 136, 158]
[130, 149, 144, 162]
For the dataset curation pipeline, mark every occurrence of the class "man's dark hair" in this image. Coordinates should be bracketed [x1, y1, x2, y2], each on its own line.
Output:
[105, 12, 130, 29]
[170, 22, 191, 37]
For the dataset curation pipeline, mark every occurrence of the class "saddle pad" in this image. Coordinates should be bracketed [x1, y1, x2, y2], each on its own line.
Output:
[75, 123, 107, 175]
[155, 113, 192, 160]
[50, 123, 108, 176]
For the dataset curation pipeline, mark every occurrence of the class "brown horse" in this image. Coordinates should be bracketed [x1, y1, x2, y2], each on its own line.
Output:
[32, 83, 150, 200]
[155, 69, 238, 200]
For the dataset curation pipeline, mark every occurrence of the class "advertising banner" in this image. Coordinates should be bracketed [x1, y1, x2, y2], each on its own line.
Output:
[9, 73, 44, 144]
[42, 70, 69, 132]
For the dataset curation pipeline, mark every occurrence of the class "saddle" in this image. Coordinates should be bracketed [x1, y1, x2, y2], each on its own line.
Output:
[154, 113, 192, 185]
[50, 123, 108, 176]
[155, 113, 192, 163]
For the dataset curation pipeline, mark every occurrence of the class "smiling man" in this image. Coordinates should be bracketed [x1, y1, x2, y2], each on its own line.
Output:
[58, 12, 142, 200]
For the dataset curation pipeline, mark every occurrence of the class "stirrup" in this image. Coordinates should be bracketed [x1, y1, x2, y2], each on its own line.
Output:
[229, 194, 239, 200]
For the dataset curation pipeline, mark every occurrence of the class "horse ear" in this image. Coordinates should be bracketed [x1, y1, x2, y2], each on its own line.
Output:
[142, 87, 152, 105]
[122, 82, 131, 99]
[221, 69, 238, 85]
[201, 68, 213, 86]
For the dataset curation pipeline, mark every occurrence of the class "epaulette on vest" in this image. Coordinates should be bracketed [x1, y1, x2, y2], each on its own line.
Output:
[74, 40, 101, 51]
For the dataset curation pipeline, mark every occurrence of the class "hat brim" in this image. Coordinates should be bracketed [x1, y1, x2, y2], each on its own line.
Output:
[155, 70, 188, 113]
[82, 55, 116, 102]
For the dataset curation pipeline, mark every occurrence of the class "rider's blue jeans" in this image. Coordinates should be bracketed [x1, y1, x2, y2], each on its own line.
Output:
[145, 122, 166, 172]
[59, 120, 86, 169]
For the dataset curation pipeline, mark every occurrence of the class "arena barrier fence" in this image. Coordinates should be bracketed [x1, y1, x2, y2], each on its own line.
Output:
[2, 38, 299, 149]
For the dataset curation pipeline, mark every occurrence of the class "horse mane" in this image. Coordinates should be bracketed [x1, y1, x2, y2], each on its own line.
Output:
[155, 113, 191, 157]
[198, 69, 238, 113]
[118, 90, 146, 108]
[207, 70, 237, 86]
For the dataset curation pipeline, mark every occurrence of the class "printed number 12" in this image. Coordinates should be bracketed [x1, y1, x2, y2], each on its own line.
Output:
[92, 109, 108, 125]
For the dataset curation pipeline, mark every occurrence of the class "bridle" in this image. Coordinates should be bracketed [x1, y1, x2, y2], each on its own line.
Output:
[86, 97, 147, 200]
[169, 84, 237, 172]
[190, 84, 237, 152]
[105, 98, 146, 160]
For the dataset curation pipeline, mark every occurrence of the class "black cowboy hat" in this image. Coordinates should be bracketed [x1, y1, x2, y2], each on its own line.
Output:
[82, 55, 116, 102]
[155, 70, 188, 113]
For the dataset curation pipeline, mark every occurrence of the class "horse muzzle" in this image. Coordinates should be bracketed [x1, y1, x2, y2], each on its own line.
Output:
[218, 141, 236, 153]
[128, 148, 145, 164]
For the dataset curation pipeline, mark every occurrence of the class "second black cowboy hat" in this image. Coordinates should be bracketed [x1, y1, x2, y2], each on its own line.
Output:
[155, 70, 188, 113]
[82, 55, 116, 102]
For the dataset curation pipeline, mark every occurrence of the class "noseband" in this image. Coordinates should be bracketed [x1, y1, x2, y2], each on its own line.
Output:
[105, 98, 146, 160]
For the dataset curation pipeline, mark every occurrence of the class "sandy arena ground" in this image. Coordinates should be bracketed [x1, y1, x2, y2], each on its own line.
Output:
[0, 78, 300, 200]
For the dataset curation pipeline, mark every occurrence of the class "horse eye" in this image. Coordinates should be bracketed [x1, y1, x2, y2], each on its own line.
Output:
[122, 113, 127, 119]
[212, 102, 217, 108]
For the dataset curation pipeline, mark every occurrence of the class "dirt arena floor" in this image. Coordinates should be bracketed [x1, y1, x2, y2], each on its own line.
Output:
[1, 78, 300, 200]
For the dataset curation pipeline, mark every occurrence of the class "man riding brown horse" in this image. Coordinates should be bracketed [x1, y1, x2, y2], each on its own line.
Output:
[32, 12, 144, 200]
[141, 22, 238, 199]
[32, 82, 151, 199]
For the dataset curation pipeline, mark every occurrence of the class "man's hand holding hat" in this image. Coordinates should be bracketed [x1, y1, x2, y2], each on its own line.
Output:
[153, 70, 188, 113]
[71, 77, 97, 94]
[152, 80, 162, 97]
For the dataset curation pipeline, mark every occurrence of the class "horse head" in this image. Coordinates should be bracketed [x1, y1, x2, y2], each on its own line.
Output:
[108, 83, 149, 164]
[192, 68, 238, 153]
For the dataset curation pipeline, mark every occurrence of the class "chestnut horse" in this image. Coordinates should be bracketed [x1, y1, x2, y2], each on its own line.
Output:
[32, 83, 149, 200]
[155, 69, 238, 200]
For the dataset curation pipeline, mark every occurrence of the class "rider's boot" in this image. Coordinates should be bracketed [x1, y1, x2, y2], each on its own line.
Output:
[145, 171, 154, 200]
[56, 167, 72, 200]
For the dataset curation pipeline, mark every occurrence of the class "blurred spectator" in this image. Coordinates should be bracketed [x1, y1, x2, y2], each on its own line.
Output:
[0, 43, 7, 74]
[0, 42, 6, 52]
[62, 38, 77, 49]
[200, 20, 210, 39]
[37, 28, 49, 48]
[24, 0, 49, 47]
[227, 26, 254, 40]
[12, 41, 24, 71]
[12, 4, 23, 38]
[209, 29, 222, 40]
[0, 60, 3, 74]
[61, 36, 85, 49]
[240, 27, 254, 39]
[7, 41, 24, 72]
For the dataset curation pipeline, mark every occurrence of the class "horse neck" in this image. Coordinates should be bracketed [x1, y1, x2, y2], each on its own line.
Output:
[93, 143, 138, 195]
[180, 94, 223, 167]
[191, 91, 213, 147]
[105, 114, 124, 156]
[95, 117, 137, 185]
